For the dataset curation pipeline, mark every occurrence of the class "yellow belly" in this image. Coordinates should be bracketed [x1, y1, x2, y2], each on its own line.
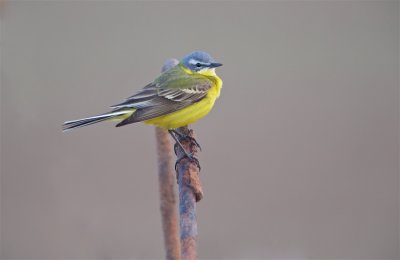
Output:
[144, 80, 222, 129]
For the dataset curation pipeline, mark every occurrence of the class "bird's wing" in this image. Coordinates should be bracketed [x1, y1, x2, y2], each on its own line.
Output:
[113, 65, 214, 126]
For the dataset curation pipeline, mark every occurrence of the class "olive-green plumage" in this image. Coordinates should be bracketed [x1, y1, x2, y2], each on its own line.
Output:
[62, 51, 223, 131]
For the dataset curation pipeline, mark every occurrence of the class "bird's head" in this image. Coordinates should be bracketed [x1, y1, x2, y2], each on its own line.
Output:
[181, 51, 223, 73]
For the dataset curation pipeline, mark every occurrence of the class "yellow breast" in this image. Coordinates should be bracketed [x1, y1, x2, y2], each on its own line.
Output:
[144, 73, 222, 129]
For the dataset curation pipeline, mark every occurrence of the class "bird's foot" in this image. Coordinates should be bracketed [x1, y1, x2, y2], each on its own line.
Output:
[168, 129, 201, 173]
[171, 129, 202, 151]
[175, 153, 201, 173]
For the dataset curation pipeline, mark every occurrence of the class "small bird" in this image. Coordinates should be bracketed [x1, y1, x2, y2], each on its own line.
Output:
[63, 51, 223, 162]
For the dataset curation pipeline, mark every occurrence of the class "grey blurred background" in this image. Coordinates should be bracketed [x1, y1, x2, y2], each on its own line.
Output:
[1, 1, 398, 259]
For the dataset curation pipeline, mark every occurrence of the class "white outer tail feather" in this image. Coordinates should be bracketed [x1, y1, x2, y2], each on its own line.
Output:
[62, 111, 131, 132]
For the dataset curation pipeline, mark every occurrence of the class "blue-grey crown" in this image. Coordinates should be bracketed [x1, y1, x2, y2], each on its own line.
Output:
[181, 51, 222, 72]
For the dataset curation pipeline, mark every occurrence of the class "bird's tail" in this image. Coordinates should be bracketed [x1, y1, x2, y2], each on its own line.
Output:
[62, 110, 133, 132]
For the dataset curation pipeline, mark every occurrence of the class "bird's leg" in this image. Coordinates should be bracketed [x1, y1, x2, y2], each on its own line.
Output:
[168, 130, 192, 158]
[168, 130, 201, 172]
[170, 129, 202, 151]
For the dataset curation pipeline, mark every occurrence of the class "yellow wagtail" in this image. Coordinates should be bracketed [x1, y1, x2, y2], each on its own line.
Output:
[63, 51, 223, 164]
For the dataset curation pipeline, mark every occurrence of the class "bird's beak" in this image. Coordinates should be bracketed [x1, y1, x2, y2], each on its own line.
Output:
[210, 62, 223, 68]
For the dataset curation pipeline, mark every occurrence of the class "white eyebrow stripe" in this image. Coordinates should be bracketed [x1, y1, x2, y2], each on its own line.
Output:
[188, 58, 210, 66]
[188, 59, 199, 65]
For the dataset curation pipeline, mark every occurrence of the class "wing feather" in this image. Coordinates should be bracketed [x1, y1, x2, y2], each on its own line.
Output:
[113, 64, 214, 126]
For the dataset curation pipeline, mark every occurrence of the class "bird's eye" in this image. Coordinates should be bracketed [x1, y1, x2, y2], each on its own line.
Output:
[196, 63, 202, 67]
